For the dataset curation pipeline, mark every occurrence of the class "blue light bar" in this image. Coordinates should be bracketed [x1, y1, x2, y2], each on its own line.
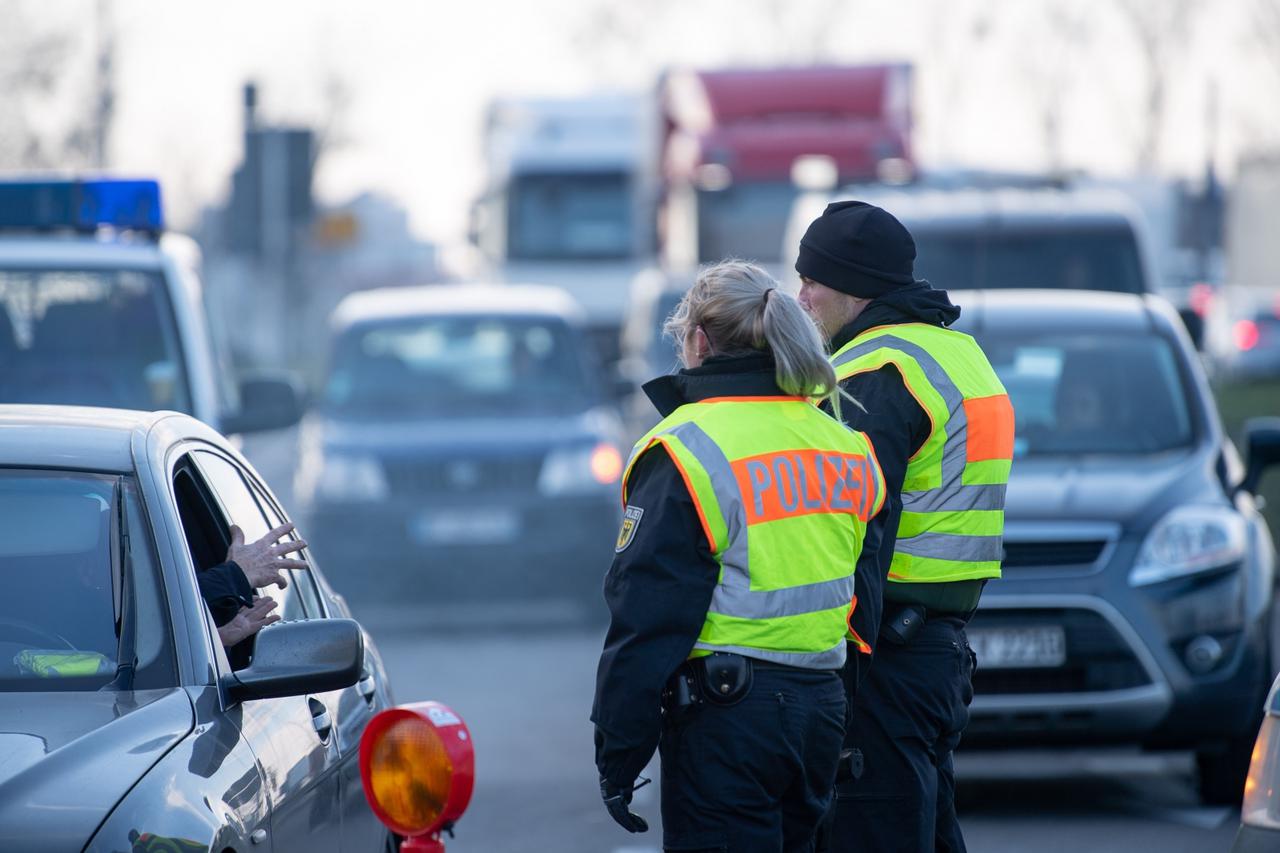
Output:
[0, 178, 164, 233]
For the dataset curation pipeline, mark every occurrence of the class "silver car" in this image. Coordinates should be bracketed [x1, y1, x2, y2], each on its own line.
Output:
[0, 405, 396, 852]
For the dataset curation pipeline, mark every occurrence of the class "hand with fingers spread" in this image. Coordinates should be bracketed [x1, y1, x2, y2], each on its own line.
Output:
[226, 523, 309, 590]
[217, 596, 280, 647]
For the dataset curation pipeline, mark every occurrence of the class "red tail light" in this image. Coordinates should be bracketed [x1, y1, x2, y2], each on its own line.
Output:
[1235, 320, 1260, 352]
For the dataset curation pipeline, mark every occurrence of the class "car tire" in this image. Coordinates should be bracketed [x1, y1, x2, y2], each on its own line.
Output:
[1197, 735, 1254, 806]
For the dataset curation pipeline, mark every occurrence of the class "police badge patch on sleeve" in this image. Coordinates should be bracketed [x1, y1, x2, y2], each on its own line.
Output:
[616, 505, 644, 553]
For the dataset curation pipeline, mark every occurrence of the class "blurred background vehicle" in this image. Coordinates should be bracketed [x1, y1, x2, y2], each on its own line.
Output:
[0, 178, 303, 435]
[616, 267, 689, 438]
[657, 63, 914, 276]
[0, 405, 394, 852]
[470, 94, 651, 367]
[784, 180, 1157, 297]
[952, 289, 1280, 804]
[295, 284, 625, 614]
[1212, 287, 1280, 382]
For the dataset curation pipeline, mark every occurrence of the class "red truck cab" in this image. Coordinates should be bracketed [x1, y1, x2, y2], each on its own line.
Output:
[657, 63, 914, 270]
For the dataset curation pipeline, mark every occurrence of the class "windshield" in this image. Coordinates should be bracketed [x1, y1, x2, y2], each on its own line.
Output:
[323, 315, 596, 419]
[697, 182, 797, 263]
[912, 227, 1146, 293]
[508, 172, 632, 260]
[0, 267, 191, 413]
[0, 471, 176, 692]
[977, 332, 1196, 457]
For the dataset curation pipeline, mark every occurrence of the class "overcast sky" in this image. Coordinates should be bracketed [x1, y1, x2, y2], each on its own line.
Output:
[7, 0, 1277, 243]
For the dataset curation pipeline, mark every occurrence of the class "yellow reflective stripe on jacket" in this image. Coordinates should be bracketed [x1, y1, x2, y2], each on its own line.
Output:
[624, 397, 883, 669]
[831, 323, 1013, 584]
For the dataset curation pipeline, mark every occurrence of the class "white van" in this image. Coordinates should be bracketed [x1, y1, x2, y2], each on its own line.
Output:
[782, 182, 1160, 297]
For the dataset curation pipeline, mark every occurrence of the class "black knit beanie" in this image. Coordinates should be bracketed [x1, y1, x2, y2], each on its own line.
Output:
[795, 200, 919, 298]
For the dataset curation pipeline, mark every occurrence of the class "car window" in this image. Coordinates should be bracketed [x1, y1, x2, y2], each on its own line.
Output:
[250, 481, 326, 620]
[977, 332, 1195, 457]
[912, 227, 1146, 294]
[0, 267, 192, 412]
[322, 315, 594, 418]
[508, 172, 632, 260]
[0, 470, 176, 692]
[192, 451, 310, 623]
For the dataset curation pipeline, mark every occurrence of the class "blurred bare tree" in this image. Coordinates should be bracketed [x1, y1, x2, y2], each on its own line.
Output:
[1115, 0, 1204, 171]
[571, 0, 871, 80]
[1012, 2, 1092, 173]
[1252, 0, 1280, 141]
[0, 1, 109, 170]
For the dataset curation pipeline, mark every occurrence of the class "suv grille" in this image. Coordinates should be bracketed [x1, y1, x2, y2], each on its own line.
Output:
[969, 608, 1150, 695]
[384, 456, 543, 495]
[1002, 540, 1107, 568]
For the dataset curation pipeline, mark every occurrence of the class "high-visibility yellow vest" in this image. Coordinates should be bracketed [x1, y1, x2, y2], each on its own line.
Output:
[623, 395, 885, 670]
[831, 323, 1014, 585]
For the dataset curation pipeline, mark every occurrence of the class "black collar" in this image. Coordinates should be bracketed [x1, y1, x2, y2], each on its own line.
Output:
[642, 352, 787, 419]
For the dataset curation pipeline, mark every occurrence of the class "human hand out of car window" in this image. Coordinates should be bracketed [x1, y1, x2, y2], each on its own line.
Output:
[217, 596, 280, 648]
[226, 523, 308, 589]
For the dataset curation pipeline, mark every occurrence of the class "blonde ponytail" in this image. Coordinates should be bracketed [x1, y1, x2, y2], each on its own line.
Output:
[665, 260, 842, 415]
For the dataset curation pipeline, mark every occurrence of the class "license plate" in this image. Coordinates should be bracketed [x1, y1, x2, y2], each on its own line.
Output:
[409, 509, 520, 545]
[967, 625, 1066, 669]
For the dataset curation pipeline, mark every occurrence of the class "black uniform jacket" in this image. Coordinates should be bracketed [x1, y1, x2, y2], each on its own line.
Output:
[591, 352, 889, 789]
[825, 281, 983, 657]
[197, 560, 255, 668]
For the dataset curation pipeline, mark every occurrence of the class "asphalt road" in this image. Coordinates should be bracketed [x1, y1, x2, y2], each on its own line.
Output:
[357, 616, 1240, 853]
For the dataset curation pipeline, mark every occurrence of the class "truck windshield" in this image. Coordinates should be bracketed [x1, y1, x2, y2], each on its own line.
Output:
[0, 471, 176, 692]
[0, 267, 192, 413]
[508, 172, 632, 260]
[913, 227, 1146, 293]
[323, 315, 596, 419]
[697, 182, 797, 263]
[977, 332, 1196, 457]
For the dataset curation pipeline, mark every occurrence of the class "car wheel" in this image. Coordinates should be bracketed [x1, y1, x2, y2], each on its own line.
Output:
[1197, 735, 1254, 806]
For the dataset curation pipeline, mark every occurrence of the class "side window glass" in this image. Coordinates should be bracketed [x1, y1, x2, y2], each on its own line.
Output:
[251, 482, 325, 621]
[192, 451, 306, 621]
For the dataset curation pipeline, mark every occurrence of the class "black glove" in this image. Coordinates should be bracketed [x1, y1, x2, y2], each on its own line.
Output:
[600, 777, 649, 833]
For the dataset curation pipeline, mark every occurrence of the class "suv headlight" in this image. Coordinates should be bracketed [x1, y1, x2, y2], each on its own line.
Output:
[304, 452, 389, 503]
[538, 443, 623, 496]
[1129, 504, 1247, 587]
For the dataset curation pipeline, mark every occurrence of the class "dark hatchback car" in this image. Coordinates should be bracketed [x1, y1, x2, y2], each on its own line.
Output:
[297, 284, 625, 609]
[952, 290, 1280, 804]
[0, 406, 396, 852]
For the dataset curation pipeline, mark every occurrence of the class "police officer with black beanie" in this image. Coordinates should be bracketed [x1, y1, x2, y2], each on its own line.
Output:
[797, 200, 1014, 853]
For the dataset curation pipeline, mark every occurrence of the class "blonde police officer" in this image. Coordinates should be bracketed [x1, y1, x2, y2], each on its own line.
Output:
[592, 260, 888, 852]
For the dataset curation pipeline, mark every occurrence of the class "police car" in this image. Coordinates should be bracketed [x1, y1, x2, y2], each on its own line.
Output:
[0, 178, 300, 433]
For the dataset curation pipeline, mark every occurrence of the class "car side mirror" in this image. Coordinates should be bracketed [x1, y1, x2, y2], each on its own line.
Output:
[1242, 417, 1280, 495]
[222, 370, 305, 435]
[226, 619, 363, 702]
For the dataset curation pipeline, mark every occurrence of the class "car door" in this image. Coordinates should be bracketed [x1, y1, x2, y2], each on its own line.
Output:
[185, 449, 343, 853]
[246, 475, 388, 850]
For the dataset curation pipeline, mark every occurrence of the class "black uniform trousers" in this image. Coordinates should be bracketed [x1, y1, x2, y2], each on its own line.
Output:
[660, 665, 846, 853]
[829, 617, 976, 853]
